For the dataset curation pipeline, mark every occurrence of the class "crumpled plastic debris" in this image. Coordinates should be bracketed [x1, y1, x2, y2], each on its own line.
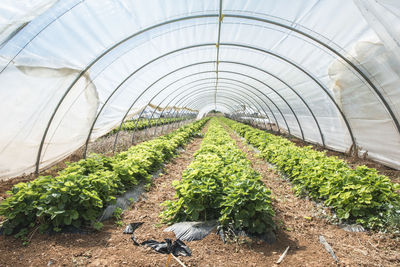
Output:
[164, 221, 217, 241]
[123, 222, 144, 234]
[142, 239, 192, 256]
[339, 224, 365, 232]
[123, 222, 192, 256]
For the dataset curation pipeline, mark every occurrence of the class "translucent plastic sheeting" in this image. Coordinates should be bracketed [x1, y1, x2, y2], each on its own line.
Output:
[0, 63, 98, 178]
[1, 0, 400, 179]
[0, 0, 58, 46]
[329, 40, 400, 168]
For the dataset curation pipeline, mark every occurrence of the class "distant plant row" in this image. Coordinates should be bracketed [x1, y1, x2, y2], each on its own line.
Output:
[109, 117, 187, 134]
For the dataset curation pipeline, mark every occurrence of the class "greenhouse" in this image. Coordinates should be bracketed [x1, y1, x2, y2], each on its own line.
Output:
[0, 0, 399, 266]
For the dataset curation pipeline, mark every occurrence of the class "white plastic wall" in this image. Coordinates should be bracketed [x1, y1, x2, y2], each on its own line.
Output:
[0, 0, 400, 179]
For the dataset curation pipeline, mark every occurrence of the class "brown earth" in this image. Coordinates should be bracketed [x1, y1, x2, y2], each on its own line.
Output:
[222, 123, 400, 266]
[0, 123, 207, 267]
[0, 120, 399, 267]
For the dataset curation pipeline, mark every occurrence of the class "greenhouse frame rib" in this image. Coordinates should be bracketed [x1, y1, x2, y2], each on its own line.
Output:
[110, 69, 292, 153]
[33, 12, 399, 173]
[82, 54, 337, 159]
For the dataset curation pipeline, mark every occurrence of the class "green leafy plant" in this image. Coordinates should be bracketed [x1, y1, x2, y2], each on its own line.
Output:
[109, 117, 188, 134]
[113, 207, 124, 227]
[221, 117, 400, 231]
[161, 118, 275, 235]
[0, 118, 209, 239]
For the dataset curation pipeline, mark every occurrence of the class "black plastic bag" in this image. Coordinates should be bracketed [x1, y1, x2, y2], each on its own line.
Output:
[123, 222, 191, 256]
[141, 238, 191, 256]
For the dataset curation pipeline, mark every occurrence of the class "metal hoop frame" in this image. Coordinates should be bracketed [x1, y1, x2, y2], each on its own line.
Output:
[32, 11, 399, 172]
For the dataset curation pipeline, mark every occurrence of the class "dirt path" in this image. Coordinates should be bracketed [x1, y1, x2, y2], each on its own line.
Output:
[1, 121, 399, 266]
[0, 125, 206, 267]
[223, 124, 400, 266]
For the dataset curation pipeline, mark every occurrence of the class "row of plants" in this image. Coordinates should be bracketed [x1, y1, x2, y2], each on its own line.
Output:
[221, 117, 400, 231]
[0, 118, 209, 239]
[161, 118, 275, 235]
[109, 117, 187, 134]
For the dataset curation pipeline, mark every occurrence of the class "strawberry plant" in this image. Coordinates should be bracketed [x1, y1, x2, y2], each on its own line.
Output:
[0, 118, 209, 238]
[161, 118, 275, 235]
[221, 117, 400, 231]
[109, 117, 187, 134]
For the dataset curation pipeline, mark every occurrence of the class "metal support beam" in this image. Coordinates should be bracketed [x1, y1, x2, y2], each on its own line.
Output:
[38, 41, 357, 171]
[30, 11, 400, 172]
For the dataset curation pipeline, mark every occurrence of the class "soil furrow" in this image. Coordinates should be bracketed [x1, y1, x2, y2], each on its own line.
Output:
[0, 126, 206, 267]
[223, 123, 400, 267]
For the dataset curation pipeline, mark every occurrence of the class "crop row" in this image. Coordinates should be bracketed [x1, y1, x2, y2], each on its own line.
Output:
[110, 117, 187, 134]
[0, 118, 209, 238]
[161, 118, 275, 235]
[221, 117, 400, 231]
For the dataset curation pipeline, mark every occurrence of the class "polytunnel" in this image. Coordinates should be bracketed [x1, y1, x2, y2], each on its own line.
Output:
[1, 0, 400, 179]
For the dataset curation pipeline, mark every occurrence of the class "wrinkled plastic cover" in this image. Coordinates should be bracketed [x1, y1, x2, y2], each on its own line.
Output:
[0, 0, 400, 179]
[0, 0, 58, 46]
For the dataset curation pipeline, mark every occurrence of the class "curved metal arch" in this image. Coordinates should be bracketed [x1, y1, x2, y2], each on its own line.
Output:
[185, 91, 262, 123]
[110, 65, 294, 153]
[220, 43, 356, 147]
[150, 79, 279, 137]
[128, 85, 271, 152]
[186, 93, 259, 116]
[171, 87, 268, 122]
[195, 101, 242, 117]
[138, 68, 295, 135]
[129, 73, 283, 144]
[132, 69, 291, 133]
[183, 95, 259, 124]
[34, 15, 218, 173]
[93, 50, 340, 150]
[225, 14, 400, 136]
[82, 48, 343, 160]
[144, 81, 274, 142]
[116, 70, 288, 150]
[154, 89, 262, 136]
[156, 84, 278, 135]
[130, 70, 278, 136]
[151, 81, 274, 136]
[219, 61, 324, 145]
[37, 42, 355, 172]
[109, 65, 291, 153]
[27, 9, 400, 171]
[161, 85, 269, 124]
[181, 94, 258, 123]
[148, 80, 274, 133]
[15, 10, 394, 136]
[218, 70, 302, 136]
[109, 85, 268, 153]
[138, 59, 325, 145]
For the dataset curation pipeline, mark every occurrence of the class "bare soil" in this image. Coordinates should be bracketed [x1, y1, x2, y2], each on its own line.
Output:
[223, 124, 400, 266]
[1, 120, 399, 267]
[0, 123, 207, 267]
